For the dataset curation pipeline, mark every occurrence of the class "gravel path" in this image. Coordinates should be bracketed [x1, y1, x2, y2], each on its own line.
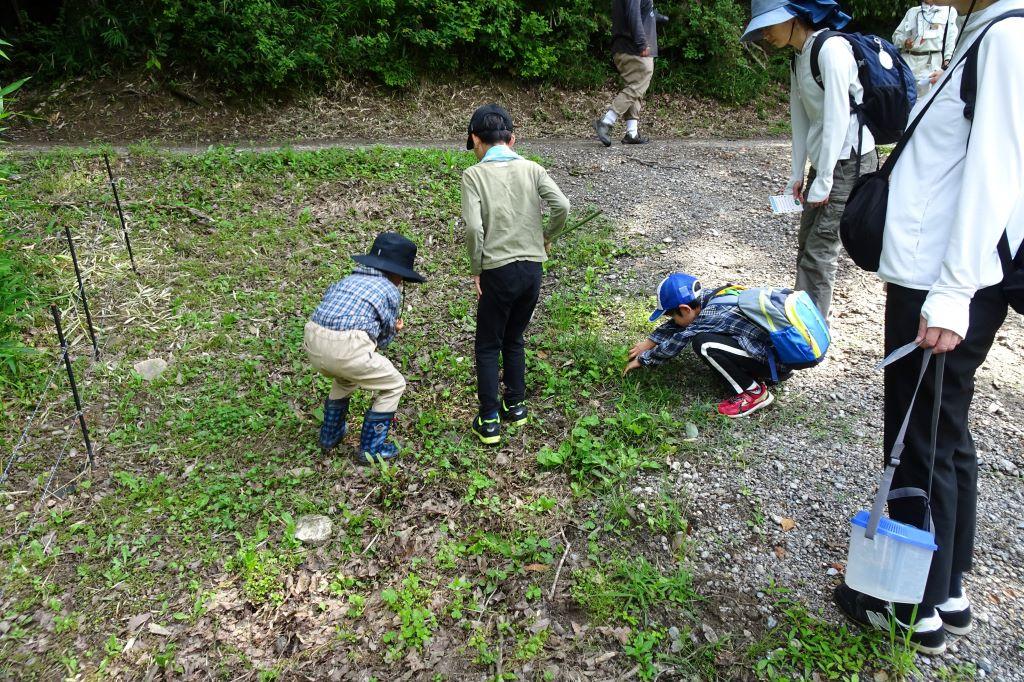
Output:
[519, 138, 1024, 680]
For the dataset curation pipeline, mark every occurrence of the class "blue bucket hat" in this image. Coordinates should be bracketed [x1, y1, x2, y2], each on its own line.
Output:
[649, 273, 703, 322]
[741, 0, 852, 42]
[741, 0, 797, 42]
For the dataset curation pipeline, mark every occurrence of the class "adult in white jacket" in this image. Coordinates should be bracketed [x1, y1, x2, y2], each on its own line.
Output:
[741, 0, 877, 320]
[834, 0, 1024, 656]
[893, 0, 959, 96]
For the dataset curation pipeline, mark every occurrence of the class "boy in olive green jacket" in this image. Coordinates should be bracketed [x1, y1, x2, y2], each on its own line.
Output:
[461, 104, 570, 445]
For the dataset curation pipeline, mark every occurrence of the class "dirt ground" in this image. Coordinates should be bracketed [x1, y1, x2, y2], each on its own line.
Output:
[2, 75, 789, 146]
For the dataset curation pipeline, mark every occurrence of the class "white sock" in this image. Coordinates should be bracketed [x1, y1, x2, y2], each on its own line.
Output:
[625, 119, 639, 136]
[747, 382, 761, 394]
[602, 110, 618, 126]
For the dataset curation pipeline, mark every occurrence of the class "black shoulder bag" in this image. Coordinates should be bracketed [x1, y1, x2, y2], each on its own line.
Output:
[839, 9, 1024, 288]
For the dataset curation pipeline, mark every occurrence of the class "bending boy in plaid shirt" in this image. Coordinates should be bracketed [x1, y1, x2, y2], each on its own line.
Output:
[304, 232, 425, 463]
[624, 272, 789, 418]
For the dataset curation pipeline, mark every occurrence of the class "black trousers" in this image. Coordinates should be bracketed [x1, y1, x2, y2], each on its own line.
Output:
[884, 284, 1007, 606]
[691, 332, 772, 395]
[475, 261, 542, 415]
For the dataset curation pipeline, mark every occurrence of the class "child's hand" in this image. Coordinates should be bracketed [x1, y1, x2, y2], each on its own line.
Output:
[473, 275, 482, 300]
[623, 358, 643, 376]
[395, 318, 405, 332]
[628, 339, 657, 361]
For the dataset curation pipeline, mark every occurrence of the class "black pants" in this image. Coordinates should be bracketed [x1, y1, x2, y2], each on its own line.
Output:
[691, 332, 772, 395]
[884, 284, 1007, 607]
[475, 261, 543, 415]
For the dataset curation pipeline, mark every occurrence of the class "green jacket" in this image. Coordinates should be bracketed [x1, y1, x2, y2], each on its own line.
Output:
[461, 156, 570, 275]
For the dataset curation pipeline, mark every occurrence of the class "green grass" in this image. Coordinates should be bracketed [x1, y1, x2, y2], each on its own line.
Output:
[0, 145, 930, 679]
[749, 593, 919, 681]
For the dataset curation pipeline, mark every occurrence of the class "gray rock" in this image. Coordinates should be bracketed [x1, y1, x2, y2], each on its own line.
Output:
[133, 358, 168, 381]
[295, 514, 333, 545]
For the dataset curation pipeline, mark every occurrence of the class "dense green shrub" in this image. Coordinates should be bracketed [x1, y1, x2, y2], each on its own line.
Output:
[3, 0, 906, 102]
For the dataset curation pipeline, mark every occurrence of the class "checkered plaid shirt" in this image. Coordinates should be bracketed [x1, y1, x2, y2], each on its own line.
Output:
[311, 266, 401, 348]
[638, 288, 774, 366]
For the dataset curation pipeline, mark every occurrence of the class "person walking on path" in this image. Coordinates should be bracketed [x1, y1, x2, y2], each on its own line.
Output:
[893, 0, 959, 96]
[592, 0, 668, 146]
[741, 0, 878, 321]
[833, 0, 1024, 655]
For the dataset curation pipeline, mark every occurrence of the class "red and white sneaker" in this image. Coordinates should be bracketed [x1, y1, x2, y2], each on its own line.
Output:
[717, 384, 774, 418]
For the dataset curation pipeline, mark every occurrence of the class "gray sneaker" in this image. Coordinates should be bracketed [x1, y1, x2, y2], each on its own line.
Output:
[622, 132, 650, 145]
[592, 119, 612, 147]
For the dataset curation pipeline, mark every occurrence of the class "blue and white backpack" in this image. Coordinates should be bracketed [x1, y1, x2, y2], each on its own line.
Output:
[710, 286, 831, 380]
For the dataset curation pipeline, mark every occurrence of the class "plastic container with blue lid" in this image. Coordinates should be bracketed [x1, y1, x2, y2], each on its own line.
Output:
[845, 510, 937, 603]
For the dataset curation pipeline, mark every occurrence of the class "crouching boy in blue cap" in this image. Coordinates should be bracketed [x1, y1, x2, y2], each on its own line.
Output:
[624, 273, 786, 418]
[304, 232, 425, 463]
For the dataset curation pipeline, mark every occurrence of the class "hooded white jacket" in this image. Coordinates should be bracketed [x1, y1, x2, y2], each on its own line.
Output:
[878, 0, 1024, 337]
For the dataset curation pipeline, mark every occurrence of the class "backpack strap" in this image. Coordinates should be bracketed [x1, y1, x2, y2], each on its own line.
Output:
[959, 9, 1024, 121]
[808, 30, 839, 90]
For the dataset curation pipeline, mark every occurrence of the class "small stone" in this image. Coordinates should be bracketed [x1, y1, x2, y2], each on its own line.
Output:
[295, 514, 333, 545]
[684, 422, 699, 441]
[978, 658, 993, 674]
[662, 237, 675, 243]
[671, 531, 686, 552]
[133, 358, 168, 381]
[147, 622, 172, 636]
[767, 616, 778, 629]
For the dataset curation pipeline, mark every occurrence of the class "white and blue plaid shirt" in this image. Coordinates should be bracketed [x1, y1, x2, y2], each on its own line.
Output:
[639, 288, 774, 366]
[311, 266, 401, 348]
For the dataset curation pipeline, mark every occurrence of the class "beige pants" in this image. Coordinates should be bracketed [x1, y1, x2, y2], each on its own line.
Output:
[610, 53, 655, 120]
[303, 322, 406, 413]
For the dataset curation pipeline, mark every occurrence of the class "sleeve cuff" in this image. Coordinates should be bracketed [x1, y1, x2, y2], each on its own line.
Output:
[920, 289, 972, 339]
[638, 350, 657, 366]
[806, 177, 832, 204]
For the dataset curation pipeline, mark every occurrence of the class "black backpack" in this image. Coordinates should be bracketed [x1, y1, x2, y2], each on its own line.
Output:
[803, 31, 918, 145]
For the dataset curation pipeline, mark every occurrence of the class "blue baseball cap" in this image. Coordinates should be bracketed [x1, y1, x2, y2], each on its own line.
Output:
[649, 273, 703, 321]
[741, 0, 797, 41]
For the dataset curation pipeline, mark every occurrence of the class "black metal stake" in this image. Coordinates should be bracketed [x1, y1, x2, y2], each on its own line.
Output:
[64, 225, 99, 360]
[103, 153, 138, 274]
[51, 305, 95, 469]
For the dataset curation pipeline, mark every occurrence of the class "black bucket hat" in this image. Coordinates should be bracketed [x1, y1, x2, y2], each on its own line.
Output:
[466, 103, 514, 150]
[352, 232, 426, 283]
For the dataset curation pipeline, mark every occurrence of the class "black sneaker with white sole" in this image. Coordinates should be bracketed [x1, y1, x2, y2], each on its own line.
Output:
[621, 133, 650, 145]
[833, 584, 947, 655]
[937, 595, 973, 635]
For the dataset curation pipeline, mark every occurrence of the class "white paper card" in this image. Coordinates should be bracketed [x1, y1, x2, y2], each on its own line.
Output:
[769, 194, 803, 214]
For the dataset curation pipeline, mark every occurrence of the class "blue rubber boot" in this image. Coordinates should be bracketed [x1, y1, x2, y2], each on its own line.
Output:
[356, 410, 399, 465]
[319, 396, 350, 452]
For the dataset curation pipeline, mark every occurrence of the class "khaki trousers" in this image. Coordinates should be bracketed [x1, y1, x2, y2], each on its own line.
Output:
[610, 53, 655, 120]
[796, 152, 879, 319]
[303, 322, 406, 413]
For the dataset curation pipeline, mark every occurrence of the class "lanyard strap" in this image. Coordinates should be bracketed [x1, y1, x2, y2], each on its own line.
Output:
[866, 343, 943, 539]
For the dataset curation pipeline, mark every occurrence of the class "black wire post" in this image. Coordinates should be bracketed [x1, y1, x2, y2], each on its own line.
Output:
[51, 305, 95, 470]
[103, 153, 138, 274]
[64, 225, 99, 360]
